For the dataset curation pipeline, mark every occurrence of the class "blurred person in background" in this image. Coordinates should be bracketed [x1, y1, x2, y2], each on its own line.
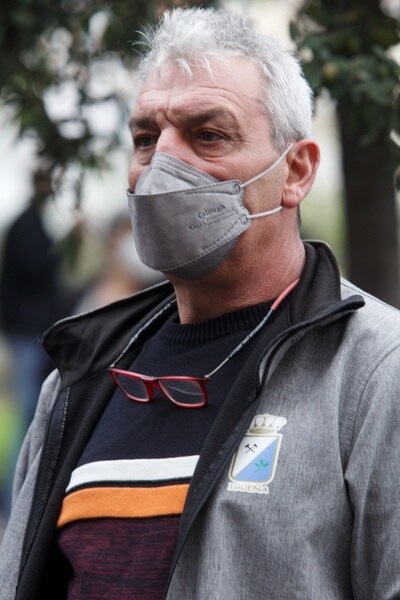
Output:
[75, 211, 163, 313]
[1, 7, 400, 600]
[0, 166, 77, 516]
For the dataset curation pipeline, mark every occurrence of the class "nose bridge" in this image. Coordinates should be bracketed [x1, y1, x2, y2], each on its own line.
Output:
[154, 110, 190, 162]
[155, 124, 183, 158]
[152, 378, 165, 398]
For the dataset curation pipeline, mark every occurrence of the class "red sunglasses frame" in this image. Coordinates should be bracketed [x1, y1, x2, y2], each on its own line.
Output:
[108, 367, 209, 409]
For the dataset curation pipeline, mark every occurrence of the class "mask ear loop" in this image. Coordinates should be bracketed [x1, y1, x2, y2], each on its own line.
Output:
[247, 205, 283, 218]
[241, 142, 294, 219]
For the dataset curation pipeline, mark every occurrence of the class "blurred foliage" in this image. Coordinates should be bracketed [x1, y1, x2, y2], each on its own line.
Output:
[0, 0, 215, 268]
[0, 0, 215, 192]
[290, 0, 400, 162]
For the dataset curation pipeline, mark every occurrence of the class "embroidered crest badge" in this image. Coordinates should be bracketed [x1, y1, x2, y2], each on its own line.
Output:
[228, 413, 287, 495]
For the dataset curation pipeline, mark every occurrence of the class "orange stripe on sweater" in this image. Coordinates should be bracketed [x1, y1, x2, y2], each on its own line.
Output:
[57, 484, 189, 528]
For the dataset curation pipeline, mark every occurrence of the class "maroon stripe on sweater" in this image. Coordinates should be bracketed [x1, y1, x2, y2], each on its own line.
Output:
[58, 515, 180, 599]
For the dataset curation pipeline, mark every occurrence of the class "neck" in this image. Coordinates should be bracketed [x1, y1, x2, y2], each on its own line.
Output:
[170, 236, 305, 324]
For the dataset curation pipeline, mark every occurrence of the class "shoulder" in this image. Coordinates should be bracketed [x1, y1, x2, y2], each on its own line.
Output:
[341, 277, 400, 334]
[339, 278, 400, 388]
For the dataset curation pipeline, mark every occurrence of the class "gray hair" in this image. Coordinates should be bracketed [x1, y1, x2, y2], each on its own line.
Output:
[135, 7, 314, 152]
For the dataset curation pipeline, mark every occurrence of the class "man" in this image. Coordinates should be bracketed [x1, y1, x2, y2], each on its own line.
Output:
[1, 7, 400, 599]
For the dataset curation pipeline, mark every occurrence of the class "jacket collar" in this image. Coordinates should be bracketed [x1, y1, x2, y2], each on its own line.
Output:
[42, 241, 364, 388]
[42, 280, 175, 387]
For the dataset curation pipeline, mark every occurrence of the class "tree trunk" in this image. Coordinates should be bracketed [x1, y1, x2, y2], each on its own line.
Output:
[337, 105, 400, 308]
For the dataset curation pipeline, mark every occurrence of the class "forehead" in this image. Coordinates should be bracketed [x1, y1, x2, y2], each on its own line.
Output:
[132, 56, 265, 122]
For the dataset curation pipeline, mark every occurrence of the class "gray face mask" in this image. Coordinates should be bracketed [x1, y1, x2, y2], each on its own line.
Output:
[127, 144, 293, 280]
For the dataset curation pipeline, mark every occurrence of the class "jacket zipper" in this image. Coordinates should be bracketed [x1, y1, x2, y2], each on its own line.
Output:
[162, 326, 304, 598]
[19, 385, 70, 580]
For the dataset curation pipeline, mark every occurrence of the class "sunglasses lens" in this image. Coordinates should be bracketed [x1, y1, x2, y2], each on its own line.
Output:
[160, 379, 205, 406]
[114, 372, 149, 400]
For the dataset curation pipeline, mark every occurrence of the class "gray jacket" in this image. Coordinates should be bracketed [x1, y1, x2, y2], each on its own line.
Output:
[1, 242, 400, 599]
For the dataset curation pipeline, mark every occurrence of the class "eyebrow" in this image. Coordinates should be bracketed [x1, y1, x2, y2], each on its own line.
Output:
[128, 109, 237, 132]
[128, 116, 154, 132]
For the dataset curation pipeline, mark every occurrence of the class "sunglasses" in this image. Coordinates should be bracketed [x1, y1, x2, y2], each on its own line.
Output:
[109, 278, 298, 408]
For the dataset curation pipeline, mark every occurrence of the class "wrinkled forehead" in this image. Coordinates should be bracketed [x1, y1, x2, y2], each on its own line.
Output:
[133, 54, 264, 108]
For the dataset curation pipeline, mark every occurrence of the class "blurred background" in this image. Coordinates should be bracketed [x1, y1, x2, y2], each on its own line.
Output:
[0, 0, 399, 535]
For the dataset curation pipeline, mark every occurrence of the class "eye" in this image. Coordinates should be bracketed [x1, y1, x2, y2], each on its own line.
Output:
[133, 134, 157, 149]
[197, 130, 224, 142]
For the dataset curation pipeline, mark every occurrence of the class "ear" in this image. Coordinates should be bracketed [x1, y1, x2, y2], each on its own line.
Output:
[282, 140, 320, 209]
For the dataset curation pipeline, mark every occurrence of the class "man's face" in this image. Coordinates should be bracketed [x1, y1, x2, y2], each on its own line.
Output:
[128, 56, 286, 216]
